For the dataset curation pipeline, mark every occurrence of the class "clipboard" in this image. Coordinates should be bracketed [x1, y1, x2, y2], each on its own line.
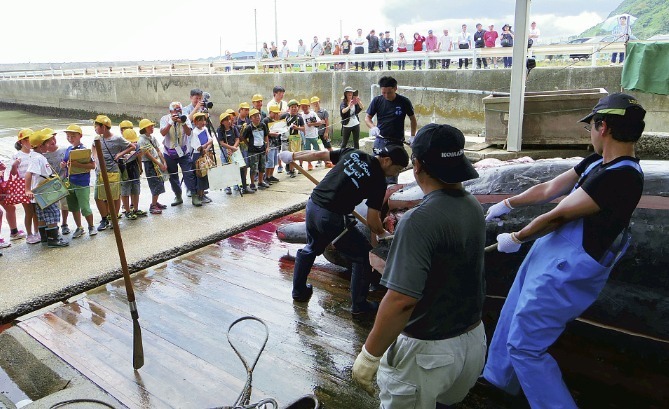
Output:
[69, 149, 92, 175]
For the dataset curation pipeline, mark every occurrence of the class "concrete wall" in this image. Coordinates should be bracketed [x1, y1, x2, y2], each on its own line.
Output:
[0, 67, 667, 134]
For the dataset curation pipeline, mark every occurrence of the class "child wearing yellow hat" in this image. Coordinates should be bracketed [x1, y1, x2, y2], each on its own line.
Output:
[62, 124, 96, 237]
[120, 128, 145, 220]
[25, 129, 69, 247]
[10, 128, 39, 243]
[137, 119, 167, 214]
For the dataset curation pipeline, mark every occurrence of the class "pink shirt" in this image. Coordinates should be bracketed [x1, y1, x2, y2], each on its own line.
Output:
[425, 35, 438, 51]
[484, 31, 498, 47]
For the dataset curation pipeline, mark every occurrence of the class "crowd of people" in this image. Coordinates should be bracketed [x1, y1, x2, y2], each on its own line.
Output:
[0, 77, 415, 253]
[253, 22, 540, 71]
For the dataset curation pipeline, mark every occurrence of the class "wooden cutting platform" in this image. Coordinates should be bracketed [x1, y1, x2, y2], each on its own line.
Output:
[17, 212, 382, 409]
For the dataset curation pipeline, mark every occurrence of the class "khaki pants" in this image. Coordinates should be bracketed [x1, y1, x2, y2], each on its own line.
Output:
[377, 322, 486, 408]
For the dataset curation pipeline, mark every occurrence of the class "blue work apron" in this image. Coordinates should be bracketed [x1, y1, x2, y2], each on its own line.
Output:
[483, 159, 642, 409]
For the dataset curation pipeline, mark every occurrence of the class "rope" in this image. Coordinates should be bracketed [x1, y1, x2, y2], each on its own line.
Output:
[210, 316, 278, 409]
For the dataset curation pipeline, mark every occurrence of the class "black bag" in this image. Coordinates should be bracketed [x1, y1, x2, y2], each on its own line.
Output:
[501, 35, 513, 47]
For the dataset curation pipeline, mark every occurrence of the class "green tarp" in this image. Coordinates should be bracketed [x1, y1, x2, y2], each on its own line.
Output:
[621, 42, 669, 95]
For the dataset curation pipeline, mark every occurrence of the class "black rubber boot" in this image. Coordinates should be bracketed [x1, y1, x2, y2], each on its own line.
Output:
[292, 249, 315, 302]
[46, 227, 69, 248]
[350, 263, 377, 315]
[38, 226, 48, 245]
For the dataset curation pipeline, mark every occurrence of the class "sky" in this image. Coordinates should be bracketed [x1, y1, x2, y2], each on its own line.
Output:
[2, 0, 621, 64]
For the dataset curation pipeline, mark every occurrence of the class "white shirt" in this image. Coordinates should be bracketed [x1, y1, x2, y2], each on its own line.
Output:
[529, 28, 541, 45]
[12, 150, 36, 178]
[26, 153, 52, 190]
[280, 46, 290, 58]
[190, 127, 211, 153]
[310, 42, 323, 56]
[458, 31, 471, 45]
[438, 35, 452, 51]
[297, 44, 306, 56]
[300, 111, 320, 139]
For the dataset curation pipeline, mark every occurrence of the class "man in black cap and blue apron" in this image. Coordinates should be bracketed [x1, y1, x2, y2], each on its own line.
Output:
[352, 123, 486, 407]
[481, 93, 646, 408]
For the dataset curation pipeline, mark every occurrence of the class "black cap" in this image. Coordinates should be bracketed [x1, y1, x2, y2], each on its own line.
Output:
[273, 85, 285, 94]
[411, 123, 478, 183]
[579, 92, 646, 123]
[375, 145, 409, 168]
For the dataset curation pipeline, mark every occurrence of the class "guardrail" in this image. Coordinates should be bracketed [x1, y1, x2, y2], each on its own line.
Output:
[0, 42, 636, 80]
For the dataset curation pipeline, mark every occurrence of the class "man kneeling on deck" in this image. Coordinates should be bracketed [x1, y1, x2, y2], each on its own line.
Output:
[278, 146, 408, 315]
[352, 124, 486, 407]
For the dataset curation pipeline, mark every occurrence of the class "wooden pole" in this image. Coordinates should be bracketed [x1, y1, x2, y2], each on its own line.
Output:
[93, 137, 144, 370]
[291, 162, 368, 226]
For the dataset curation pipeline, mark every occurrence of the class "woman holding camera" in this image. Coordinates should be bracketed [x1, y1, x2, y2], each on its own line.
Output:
[340, 86, 364, 149]
[501, 24, 514, 68]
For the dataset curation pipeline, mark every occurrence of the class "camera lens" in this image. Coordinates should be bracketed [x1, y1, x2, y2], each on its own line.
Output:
[205, 102, 214, 109]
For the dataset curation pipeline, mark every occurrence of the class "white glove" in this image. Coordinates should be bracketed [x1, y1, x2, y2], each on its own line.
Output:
[369, 127, 380, 138]
[496, 233, 522, 253]
[352, 345, 381, 396]
[279, 151, 294, 164]
[485, 199, 513, 222]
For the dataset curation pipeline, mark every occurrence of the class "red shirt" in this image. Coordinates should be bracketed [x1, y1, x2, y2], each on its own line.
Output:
[484, 31, 498, 47]
[413, 36, 425, 51]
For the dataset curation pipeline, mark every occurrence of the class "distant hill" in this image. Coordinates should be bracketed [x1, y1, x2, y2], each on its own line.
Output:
[580, 0, 669, 39]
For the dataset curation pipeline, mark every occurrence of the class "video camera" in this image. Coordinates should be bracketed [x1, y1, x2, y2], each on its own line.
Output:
[201, 92, 214, 112]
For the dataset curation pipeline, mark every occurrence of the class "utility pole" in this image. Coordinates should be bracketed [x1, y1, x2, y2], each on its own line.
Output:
[274, 0, 279, 48]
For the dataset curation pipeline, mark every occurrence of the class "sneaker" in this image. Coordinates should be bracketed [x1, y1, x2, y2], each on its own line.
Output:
[125, 211, 138, 220]
[10, 230, 27, 240]
[61, 224, 71, 235]
[325, 161, 334, 168]
[0, 239, 10, 249]
[133, 209, 148, 217]
[97, 219, 110, 231]
[88, 226, 98, 236]
[257, 183, 268, 190]
[308, 163, 314, 171]
[225, 187, 232, 195]
[149, 205, 162, 215]
[26, 234, 41, 244]
[47, 237, 69, 248]
[277, 166, 284, 173]
[289, 171, 297, 178]
[156, 202, 168, 209]
[187, 191, 192, 197]
[268, 176, 280, 183]
[249, 184, 257, 192]
[260, 181, 270, 188]
[240, 187, 255, 194]
[201, 195, 212, 203]
[72, 227, 85, 239]
[192, 195, 202, 207]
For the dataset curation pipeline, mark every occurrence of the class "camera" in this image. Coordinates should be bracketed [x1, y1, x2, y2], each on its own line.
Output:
[353, 90, 359, 97]
[201, 92, 214, 112]
[172, 108, 187, 123]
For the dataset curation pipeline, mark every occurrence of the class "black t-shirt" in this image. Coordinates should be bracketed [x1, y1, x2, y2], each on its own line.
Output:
[280, 113, 305, 136]
[367, 34, 380, 52]
[341, 39, 352, 54]
[241, 122, 269, 153]
[366, 94, 414, 141]
[311, 148, 387, 214]
[573, 153, 643, 260]
[217, 125, 239, 147]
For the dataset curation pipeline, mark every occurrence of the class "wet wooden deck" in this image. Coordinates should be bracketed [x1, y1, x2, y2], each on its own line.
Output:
[18, 212, 382, 409]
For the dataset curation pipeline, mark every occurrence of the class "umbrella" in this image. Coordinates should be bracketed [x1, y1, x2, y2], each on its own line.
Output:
[601, 14, 637, 32]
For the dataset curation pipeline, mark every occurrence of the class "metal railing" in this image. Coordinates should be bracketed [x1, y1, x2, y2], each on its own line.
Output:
[0, 42, 634, 80]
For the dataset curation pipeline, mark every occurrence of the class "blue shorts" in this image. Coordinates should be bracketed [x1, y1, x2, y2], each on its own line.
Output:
[266, 146, 279, 168]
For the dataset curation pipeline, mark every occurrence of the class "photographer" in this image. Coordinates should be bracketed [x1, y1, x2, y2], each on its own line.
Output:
[183, 88, 209, 122]
[160, 101, 198, 206]
[340, 86, 364, 149]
